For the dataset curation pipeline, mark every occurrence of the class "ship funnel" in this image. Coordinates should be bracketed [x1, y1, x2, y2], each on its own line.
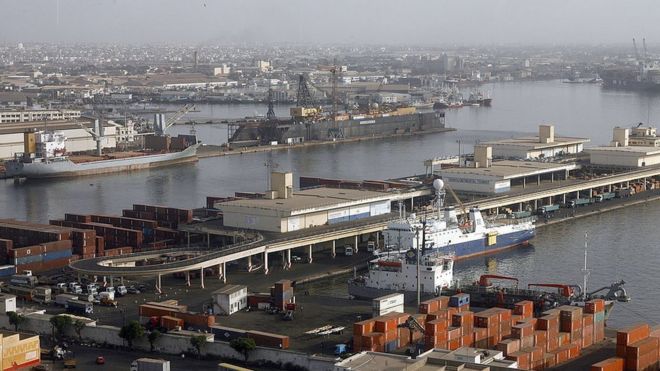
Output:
[468, 207, 485, 233]
[444, 207, 458, 225]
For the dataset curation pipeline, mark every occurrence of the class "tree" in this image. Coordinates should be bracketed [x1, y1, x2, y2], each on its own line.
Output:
[190, 335, 207, 359]
[50, 315, 72, 342]
[7, 311, 26, 332]
[73, 320, 86, 341]
[147, 330, 161, 352]
[119, 320, 144, 348]
[230, 337, 256, 362]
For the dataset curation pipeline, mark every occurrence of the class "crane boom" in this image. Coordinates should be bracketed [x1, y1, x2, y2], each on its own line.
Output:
[164, 104, 195, 130]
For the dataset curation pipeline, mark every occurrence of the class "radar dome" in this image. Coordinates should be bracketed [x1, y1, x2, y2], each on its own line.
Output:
[433, 179, 444, 190]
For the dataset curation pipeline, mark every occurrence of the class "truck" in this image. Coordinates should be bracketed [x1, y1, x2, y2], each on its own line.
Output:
[33, 286, 52, 304]
[55, 294, 79, 306]
[9, 274, 38, 287]
[510, 210, 532, 219]
[130, 358, 171, 371]
[65, 299, 93, 315]
[100, 297, 118, 307]
[536, 204, 560, 215]
[98, 291, 115, 301]
[116, 285, 128, 296]
[616, 188, 634, 198]
[567, 198, 593, 208]
[595, 192, 616, 202]
[84, 284, 98, 294]
[366, 240, 376, 252]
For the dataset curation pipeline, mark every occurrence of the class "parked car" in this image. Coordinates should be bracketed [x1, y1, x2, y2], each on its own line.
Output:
[96, 356, 105, 365]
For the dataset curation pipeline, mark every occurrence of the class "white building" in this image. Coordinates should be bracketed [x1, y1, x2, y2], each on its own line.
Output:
[213, 64, 231, 76]
[0, 293, 17, 313]
[212, 285, 247, 315]
[481, 124, 589, 159]
[437, 146, 578, 194]
[217, 172, 393, 233]
[0, 109, 81, 124]
[589, 126, 660, 168]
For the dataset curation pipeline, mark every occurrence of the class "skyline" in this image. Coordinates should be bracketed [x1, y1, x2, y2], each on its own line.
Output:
[1, 0, 660, 46]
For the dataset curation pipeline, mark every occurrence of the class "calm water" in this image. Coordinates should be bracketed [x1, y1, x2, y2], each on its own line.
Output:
[2, 80, 660, 327]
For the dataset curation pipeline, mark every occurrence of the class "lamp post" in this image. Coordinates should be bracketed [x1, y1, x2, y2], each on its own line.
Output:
[415, 227, 421, 308]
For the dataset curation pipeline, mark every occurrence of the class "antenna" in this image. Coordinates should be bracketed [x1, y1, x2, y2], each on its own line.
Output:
[582, 232, 590, 300]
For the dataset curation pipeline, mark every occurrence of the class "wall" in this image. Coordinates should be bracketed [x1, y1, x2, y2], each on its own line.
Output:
[222, 211, 284, 233]
[0, 312, 336, 371]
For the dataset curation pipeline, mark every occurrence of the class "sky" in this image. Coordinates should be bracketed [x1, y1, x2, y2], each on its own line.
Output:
[1, 0, 659, 45]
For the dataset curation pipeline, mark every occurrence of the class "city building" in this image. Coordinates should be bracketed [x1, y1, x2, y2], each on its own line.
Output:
[480, 124, 589, 159]
[216, 172, 393, 233]
[0, 109, 81, 124]
[256, 60, 271, 73]
[334, 347, 520, 370]
[213, 64, 231, 76]
[612, 125, 660, 147]
[212, 285, 248, 315]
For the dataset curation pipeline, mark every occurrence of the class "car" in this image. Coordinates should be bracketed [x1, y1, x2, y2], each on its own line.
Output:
[127, 287, 140, 294]
[96, 356, 105, 365]
[291, 255, 303, 263]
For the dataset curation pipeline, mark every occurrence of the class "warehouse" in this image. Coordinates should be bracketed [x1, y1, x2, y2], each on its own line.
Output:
[481, 124, 589, 160]
[437, 145, 578, 194]
[212, 285, 248, 315]
[0, 119, 117, 159]
[217, 172, 393, 233]
[586, 146, 660, 168]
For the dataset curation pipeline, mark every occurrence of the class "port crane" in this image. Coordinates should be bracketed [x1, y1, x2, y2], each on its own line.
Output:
[156, 104, 196, 135]
[76, 119, 105, 157]
[397, 315, 426, 358]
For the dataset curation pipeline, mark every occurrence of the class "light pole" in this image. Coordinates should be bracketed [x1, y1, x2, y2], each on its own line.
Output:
[415, 227, 421, 308]
[456, 139, 462, 167]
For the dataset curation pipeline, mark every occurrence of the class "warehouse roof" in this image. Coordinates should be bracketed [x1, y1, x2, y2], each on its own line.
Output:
[482, 135, 589, 149]
[217, 187, 391, 215]
[212, 284, 246, 295]
[586, 146, 660, 156]
[438, 160, 578, 180]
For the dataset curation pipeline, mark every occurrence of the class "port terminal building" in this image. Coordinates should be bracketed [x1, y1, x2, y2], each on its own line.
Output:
[481, 124, 589, 159]
[436, 145, 579, 195]
[586, 126, 660, 168]
[216, 172, 394, 233]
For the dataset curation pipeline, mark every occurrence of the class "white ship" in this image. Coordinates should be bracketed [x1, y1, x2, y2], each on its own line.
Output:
[5, 131, 200, 179]
[383, 180, 535, 260]
[347, 250, 454, 300]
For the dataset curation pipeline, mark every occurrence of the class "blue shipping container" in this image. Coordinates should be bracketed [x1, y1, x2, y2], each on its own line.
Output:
[449, 293, 470, 307]
[385, 340, 397, 353]
[0, 265, 16, 277]
[43, 249, 72, 262]
[13, 255, 43, 265]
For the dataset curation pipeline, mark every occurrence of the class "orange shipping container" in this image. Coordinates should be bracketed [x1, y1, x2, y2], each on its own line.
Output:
[617, 323, 650, 348]
[626, 336, 659, 359]
[354, 320, 375, 336]
[496, 338, 520, 356]
[514, 300, 534, 318]
[590, 357, 625, 371]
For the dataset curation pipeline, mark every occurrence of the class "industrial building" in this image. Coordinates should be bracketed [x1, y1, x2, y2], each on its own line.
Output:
[0, 119, 117, 159]
[217, 172, 393, 233]
[0, 331, 41, 370]
[588, 126, 660, 168]
[0, 109, 81, 124]
[437, 145, 578, 194]
[334, 347, 519, 370]
[481, 124, 589, 159]
[212, 285, 248, 315]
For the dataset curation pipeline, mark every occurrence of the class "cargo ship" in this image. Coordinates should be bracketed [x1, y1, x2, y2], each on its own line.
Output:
[5, 131, 200, 179]
[227, 105, 447, 146]
[600, 39, 660, 91]
[382, 180, 535, 260]
[347, 250, 454, 301]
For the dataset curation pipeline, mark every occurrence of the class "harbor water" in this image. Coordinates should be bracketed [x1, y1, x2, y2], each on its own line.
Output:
[1, 80, 660, 328]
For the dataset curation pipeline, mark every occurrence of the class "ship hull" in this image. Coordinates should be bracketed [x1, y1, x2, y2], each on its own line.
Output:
[229, 111, 447, 145]
[5, 144, 200, 179]
[347, 284, 437, 301]
[427, 229, 535, 261]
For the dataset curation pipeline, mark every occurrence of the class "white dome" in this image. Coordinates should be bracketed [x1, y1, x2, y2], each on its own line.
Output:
[433, 179, 444, 190]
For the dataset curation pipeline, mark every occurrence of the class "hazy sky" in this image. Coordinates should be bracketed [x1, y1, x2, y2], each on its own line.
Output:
[2, 0, 659, 45]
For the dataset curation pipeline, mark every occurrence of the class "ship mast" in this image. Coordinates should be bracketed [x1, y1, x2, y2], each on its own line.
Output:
[582, 232, 590, 300]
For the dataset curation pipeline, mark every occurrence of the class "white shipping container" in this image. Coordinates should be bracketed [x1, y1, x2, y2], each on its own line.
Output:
[373, 304, 404, 317]
[372, 293, 404, 310]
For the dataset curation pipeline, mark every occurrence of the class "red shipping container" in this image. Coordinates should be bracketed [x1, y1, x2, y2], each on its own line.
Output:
[514, 300, 534, 318]
[496, 338, 520, 356]
[512, 322, 534, 339]
[585, 299, 606, 314]
[590, 357, 625, 371]
[508, 351, 531, 370]
[617, 324, 650, 357]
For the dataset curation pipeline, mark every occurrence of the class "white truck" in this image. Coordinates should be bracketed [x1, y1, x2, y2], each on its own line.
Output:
[116, 285, 128, 296]
[55, 293, 79, 306]
[131, 358, 171, 371]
